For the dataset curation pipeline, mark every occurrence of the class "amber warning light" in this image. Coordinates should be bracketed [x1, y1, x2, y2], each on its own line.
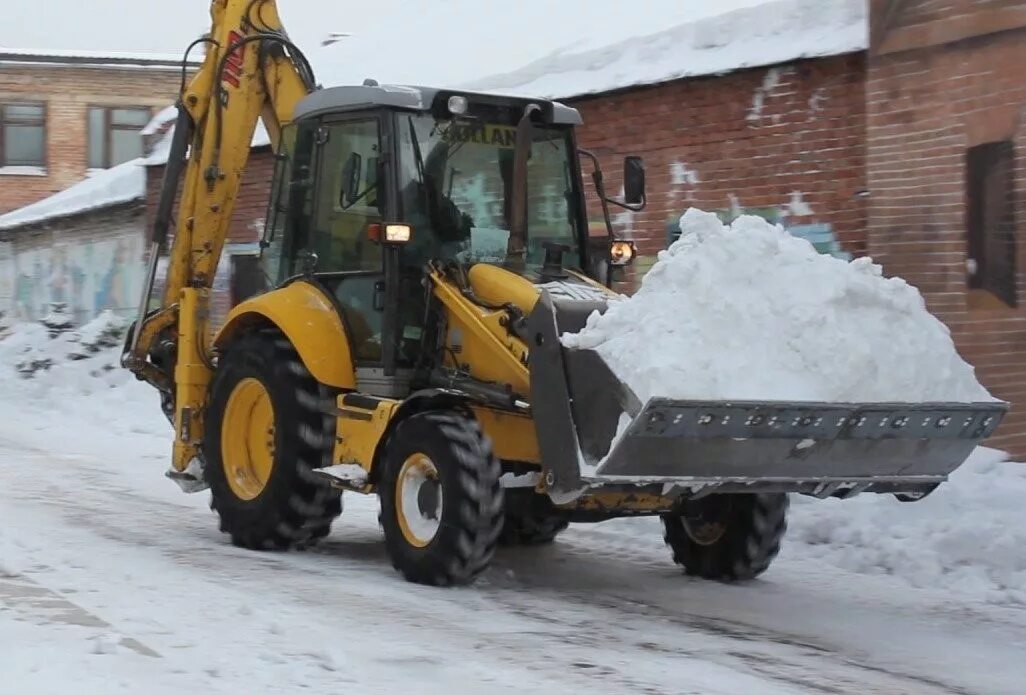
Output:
[610, 239, 636, 266]
[368, 223, 413, 244]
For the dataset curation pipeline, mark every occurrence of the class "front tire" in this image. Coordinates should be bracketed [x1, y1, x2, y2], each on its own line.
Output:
[661, 493, 788, 581]
[379, 411, 504, 586]
[203, 330, 341, 550]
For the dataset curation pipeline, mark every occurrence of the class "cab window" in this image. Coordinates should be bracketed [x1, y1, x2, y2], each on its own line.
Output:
[312, 118, 383, 272]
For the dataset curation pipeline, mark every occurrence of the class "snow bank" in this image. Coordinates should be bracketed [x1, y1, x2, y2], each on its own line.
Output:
[0, 159, 145, 230]
[0, 309, 131, 387]
[0, 311, 167, 451]
[789, 447, 1026, 605]
[469, 0, 866, 98]
[564, 209, 993, 404]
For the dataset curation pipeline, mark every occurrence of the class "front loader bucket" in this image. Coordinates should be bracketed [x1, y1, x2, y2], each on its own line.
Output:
[526, 291, 1008, 500]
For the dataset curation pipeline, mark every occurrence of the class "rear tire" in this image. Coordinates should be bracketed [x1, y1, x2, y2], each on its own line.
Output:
[203, 330, 341, 550]
[499, 513, 569, 546]
[661, 493, 788, 581]
[379, 410, 504, 586]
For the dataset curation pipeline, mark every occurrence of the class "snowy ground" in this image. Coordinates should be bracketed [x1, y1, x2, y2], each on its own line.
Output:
[2, 326, 1026, 694]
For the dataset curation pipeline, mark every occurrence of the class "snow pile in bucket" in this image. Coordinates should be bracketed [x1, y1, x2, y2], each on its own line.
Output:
[563, 209, 994, 404]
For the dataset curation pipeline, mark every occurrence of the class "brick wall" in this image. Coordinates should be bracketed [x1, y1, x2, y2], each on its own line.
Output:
[868, 2, 1026, 456]
[144, 148, 274, 246]
[0, 63, 182, 214]
[874, 0, 1026, 53]
[569, 53, 868, 279]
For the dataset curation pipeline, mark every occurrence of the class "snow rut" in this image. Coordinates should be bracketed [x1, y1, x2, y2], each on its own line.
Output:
[3, 442, 1012, 694]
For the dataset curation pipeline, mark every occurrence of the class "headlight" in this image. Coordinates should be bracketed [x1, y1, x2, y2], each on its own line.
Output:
[384, 223, 413, 244]
[448, 95, 469, 116]
[609, 239, 636, 266]
[368, 223, 413, 244]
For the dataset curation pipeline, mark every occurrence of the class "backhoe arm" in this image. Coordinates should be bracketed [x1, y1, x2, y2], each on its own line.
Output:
[124, 0, 314, 478]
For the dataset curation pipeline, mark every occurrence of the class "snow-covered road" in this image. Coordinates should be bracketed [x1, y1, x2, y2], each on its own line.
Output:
[2, 403, 1025, 694]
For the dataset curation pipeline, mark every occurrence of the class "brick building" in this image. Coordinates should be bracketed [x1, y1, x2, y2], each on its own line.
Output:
[473, 0, 870, 275]
[0, 49, 193, 214]
[868, 0, 1026, 454]
[570, 53, 867, 276]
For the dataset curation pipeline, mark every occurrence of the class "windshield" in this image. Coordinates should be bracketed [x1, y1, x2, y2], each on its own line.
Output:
[397, 114, 581, 271]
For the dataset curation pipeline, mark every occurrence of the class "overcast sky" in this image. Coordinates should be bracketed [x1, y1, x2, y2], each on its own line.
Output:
[2, 1, 768, 86]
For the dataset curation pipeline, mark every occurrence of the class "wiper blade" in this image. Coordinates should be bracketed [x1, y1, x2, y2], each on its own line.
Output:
[409, 116, 442, 229]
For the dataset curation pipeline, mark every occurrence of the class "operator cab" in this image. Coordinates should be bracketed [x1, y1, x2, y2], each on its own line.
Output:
[259, 82, 641, 394]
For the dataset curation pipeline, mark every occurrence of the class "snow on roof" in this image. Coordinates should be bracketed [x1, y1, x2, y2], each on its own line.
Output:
[141, 105, 180, 137]
[0, 160, 145, 232]
[466, 0, 867, 99]
[0, 47, 200, 70]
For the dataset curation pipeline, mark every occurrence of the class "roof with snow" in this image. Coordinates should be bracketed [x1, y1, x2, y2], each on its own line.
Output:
[0, 47, 200, 70]
[0, 160, 145, 232]
[466, 0, 867, 99]
[142, 99, 275, 167]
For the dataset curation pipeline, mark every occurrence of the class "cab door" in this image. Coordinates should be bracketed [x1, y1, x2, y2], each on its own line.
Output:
[307, 115, 388, 365]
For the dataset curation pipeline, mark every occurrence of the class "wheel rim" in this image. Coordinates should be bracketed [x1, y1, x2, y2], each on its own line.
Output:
[395, 453, 442, 548]
[681, 497, 731, 546]
[221, 377, 276, 501]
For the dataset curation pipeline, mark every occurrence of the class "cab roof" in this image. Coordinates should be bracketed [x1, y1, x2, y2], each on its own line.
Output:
[293, 83, 583, 126]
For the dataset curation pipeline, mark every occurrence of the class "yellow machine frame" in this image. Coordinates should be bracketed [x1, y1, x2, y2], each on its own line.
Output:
[124, 0, 558, 486]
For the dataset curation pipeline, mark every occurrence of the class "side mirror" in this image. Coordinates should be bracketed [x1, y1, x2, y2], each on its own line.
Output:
[365, 157, 380, 208]
[623, 156, 645, 206]
[340, 152, 362, 208]
[365, 157, 378, 188]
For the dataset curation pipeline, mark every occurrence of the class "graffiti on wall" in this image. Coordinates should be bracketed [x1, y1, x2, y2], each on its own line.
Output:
[665, 194, 851, 261]
[0, 233, 144, 325]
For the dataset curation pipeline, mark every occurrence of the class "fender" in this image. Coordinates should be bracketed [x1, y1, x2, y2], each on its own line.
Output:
[355, 390, 540, 481]
[213, 280, 356, 389]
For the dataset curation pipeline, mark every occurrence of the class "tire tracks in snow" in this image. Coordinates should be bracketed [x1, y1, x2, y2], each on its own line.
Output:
[0, 440, 1014, 694]
[2, 448, 773, 694]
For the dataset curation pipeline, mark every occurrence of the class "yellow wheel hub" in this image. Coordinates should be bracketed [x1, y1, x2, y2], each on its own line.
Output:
[221, 377, 276, 501]
[395, 454, 442, 548]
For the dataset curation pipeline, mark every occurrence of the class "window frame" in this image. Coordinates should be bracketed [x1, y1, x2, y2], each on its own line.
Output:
[966, 140, 1017, 308]
[309, 112, 389, 274]
[87, 105, 152, 169]
[0, 100, 47, 169]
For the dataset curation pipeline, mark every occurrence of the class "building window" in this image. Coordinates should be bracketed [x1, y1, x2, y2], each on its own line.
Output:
[88, 106, 151, 169]
[967, 141, 1017, 307]
[0, 102, 46, 168]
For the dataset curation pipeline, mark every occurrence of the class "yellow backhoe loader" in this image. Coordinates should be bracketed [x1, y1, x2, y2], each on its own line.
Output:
[123, 0, 1006, 586]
